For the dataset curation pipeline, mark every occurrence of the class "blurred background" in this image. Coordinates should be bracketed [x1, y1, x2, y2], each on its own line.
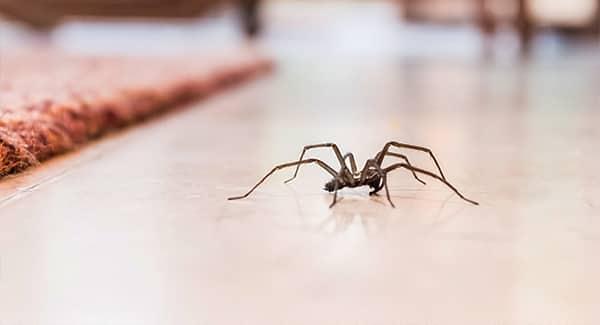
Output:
[1, 0, 598, 59]
[1, 3, 600, 324]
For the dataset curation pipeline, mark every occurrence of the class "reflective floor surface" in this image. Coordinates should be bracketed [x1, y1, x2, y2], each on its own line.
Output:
[1, 1, 600, 324]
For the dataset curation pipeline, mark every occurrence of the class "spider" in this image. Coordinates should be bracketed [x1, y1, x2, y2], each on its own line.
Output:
[228, 141, 479, 208]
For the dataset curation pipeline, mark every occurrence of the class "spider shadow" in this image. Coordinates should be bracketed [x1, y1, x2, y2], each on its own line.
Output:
[313, 189, 458, 235]
[316, 195, 387, 235]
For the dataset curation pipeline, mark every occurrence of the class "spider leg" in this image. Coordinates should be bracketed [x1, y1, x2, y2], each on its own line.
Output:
[284, 143, 349, 184]
[377, 141, 448, 181]
[384, 163, 479, 205]
[375, 151, 427, 185]
[360, 159, 395, 207]
[342, 152, 358, 174]
[329, 180, 340, 208]
[228, 159, 339, 200]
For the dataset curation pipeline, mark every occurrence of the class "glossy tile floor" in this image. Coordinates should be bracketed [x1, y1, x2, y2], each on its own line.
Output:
[1, 2, 600, 324]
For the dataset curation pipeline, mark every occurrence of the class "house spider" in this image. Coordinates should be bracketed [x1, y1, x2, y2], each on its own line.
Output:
[228, 141, 479, 208]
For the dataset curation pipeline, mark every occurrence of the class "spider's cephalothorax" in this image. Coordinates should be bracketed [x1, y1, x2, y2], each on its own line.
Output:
[229, 142, 479, 208]
[365, 175, 383, 194]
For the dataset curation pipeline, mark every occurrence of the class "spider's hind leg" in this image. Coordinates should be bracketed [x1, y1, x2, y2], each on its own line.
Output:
[285, 143, 348, 184]
[329, 181, 340, 208]
[228, 159, 338, 201]
[343, 152, 358, 174]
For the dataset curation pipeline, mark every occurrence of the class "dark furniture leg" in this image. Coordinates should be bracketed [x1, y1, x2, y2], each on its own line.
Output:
[239, 0, 261, 38]
[517, 0, 533, 55]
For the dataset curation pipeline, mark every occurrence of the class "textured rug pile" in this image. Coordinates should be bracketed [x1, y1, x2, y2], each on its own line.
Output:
[0, 50, 272, 178]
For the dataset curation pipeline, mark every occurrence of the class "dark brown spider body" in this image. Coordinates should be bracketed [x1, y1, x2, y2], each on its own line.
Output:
[323, 175, 382, 194]
[228, 141, 479, 208]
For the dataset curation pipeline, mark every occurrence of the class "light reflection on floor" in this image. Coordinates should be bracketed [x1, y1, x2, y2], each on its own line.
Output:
[1, 1, 600, 324]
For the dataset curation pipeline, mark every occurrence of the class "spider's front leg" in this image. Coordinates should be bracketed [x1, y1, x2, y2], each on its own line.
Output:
[374, 151, 426, 185]
[284, 143, 349, 184]
[384, 163, 479, 205]
[377, 141, 448, 181]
